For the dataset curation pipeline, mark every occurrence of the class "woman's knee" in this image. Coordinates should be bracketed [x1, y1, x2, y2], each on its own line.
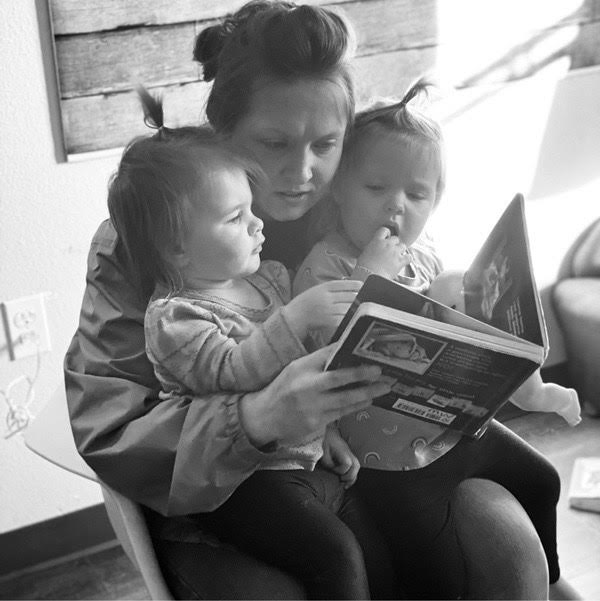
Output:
[452, 478, 549, 600]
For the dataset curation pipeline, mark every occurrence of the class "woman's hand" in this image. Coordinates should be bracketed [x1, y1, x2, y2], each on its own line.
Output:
[283, 280, 362, 337]
[320, 425, 360, 489]
[357, 226, 411, 279]
[239, 344, 391, 448]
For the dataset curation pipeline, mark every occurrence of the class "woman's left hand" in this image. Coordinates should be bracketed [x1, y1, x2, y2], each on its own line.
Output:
[320, 425, 360, 489]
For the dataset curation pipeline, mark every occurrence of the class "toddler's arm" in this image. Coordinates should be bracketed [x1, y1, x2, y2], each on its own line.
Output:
[145, 298, 307, 395]
[293, 229, 411, 297]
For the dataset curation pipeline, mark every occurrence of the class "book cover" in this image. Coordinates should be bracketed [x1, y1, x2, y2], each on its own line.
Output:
[568, 457, 600, 513]
[326, 194, 547, 438]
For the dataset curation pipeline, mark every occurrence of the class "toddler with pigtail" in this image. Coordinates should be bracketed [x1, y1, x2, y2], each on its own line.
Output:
[294, 78, 580, 598]
[109, 88, 382, 600]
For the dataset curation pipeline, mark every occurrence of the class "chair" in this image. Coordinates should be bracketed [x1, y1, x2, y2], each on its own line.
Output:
[552, 217, 600, 414]
[24, 385, 173, 600]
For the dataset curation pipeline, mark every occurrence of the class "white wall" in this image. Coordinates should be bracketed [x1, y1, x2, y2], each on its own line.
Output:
[1, 1, 598, 537]
[0, 2, 118, 534]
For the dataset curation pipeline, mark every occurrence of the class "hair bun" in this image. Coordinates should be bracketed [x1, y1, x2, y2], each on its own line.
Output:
[194, 2, 298, 81]
[193, 24, 230, 82]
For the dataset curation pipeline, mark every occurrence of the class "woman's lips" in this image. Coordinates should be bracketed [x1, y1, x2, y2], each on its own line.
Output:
[277, 190, 312, 202]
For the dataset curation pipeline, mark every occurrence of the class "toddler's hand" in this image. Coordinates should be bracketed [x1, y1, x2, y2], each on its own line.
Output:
[357, 226, 411, 279]
[284, 280, 362, 338]
[320, 425, 360, 489]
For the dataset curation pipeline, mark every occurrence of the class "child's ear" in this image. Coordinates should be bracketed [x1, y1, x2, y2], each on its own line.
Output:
[168, 243, 188, 269]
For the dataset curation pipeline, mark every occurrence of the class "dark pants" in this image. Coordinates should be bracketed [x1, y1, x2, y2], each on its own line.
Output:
[151, 421, 560, 600]
[355, 419, 561, 599]
[153, 467, 397, 600]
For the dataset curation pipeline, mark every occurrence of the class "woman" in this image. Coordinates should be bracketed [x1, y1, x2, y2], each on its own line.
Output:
[65, 1, 556, 598]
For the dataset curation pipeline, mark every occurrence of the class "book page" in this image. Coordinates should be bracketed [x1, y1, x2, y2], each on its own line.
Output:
[463, 194, 548, 351]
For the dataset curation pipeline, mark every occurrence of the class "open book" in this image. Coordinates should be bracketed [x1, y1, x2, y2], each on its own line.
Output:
[326, 193, 548, 438]
[568, 457, 600, 513]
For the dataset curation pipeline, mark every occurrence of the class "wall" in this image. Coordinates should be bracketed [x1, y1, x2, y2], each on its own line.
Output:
[0, 0, 598, 543]
[0, 1, 114, 535]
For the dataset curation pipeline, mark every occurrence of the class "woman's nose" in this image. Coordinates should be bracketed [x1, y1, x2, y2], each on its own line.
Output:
[282, 147, 312, 184]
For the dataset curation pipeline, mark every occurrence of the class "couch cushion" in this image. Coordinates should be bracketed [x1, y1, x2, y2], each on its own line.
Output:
[553, 278, 600, 411]
[572, 218, 600, 277]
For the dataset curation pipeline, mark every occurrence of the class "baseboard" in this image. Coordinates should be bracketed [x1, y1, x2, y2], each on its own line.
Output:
[0, 503, 116, 578]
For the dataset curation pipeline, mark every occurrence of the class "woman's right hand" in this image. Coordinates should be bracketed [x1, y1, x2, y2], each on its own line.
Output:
[239, 344, 391, 448]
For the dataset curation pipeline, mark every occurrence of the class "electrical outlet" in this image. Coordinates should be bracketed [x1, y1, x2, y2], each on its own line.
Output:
[1, 294, 51, 361]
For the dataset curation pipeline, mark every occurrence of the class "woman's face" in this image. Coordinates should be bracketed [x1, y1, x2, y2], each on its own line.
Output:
[230, 78, 349, 222]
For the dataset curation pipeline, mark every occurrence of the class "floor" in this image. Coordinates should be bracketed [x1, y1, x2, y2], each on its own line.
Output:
[1, 412, 599, 601]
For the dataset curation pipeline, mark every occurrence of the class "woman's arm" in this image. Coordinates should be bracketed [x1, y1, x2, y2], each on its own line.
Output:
[65, 221, 389, 515]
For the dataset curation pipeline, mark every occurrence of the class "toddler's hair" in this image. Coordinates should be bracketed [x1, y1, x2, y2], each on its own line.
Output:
[107, 88, 262, 298]
[193, 0, 356, 133]
[344, 78, 445, 201]
[310, 78, 445, 243]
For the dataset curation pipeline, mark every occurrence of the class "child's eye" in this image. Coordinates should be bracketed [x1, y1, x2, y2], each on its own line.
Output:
[228, 212, 242, 224]
[365, 184, 385, 192]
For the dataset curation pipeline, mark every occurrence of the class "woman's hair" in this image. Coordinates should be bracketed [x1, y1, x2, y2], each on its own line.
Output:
[108, 88, 262, 298]
[310, 78, 446, 243]
[193, 0, 356, 133]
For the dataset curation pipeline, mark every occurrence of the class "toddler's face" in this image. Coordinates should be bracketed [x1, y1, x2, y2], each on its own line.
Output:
[335, 132, 439, 250]
[178, 165, 264, 285]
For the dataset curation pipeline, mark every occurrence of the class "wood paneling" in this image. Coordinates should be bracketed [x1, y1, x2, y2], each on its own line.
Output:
[49, 0, 344, 35]
[47, 0, 600, 156]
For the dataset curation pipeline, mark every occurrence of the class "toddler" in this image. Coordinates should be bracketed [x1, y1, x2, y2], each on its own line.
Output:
[294, 79, 580, 598]
[107, 89, 375, 600]
[295, 79, 580, 429]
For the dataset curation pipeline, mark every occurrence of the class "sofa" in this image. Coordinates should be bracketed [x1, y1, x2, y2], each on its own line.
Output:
[552, 218, 600, 415]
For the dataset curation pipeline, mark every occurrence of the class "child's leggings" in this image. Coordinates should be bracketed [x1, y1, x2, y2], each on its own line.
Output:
[355, 418, 561, 599]
[193, 467, 398, 600]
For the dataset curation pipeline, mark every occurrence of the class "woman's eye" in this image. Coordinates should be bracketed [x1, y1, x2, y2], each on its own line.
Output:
[366, 184, 385, 192]
[313, 139, 338, 154]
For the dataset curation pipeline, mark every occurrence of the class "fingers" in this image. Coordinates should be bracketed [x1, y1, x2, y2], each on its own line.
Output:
[323, 381, 391, 420]
[320, 279, 362, 292]
[320, 361, 385, 388]
[331, 454, 360, 489]
[374, 226, 393, 240]
[341, 458, 360, 489]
